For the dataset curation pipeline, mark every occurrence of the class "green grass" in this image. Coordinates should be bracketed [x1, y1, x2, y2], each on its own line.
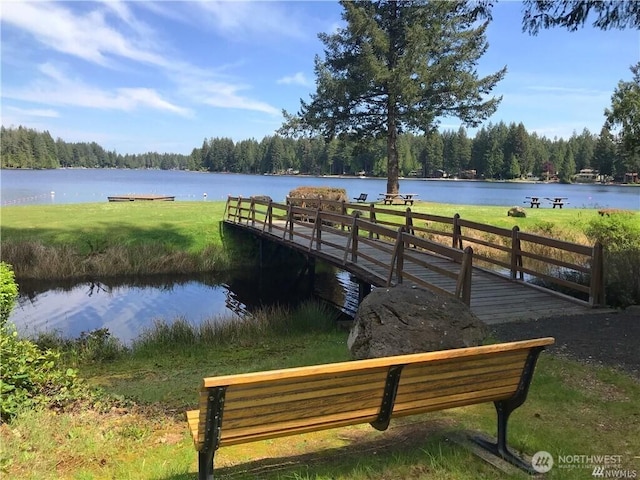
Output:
[2, 321, 638, 480]
[1, 202, 227, 252]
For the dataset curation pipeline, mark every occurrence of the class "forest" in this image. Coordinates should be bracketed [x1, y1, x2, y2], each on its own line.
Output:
[0, 122, 633, 182]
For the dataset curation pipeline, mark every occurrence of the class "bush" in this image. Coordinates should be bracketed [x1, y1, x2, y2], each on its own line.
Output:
[0, 326, 87, 422]
[288, 186, 347, 212]
[0, 262, 18, 328]
[585, 214, 640, 307]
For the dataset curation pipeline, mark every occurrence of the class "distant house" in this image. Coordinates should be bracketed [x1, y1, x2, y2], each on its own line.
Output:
[573, 168, 599, 183]
[624, 172, 639, 183]
[459, 169, 476, 180]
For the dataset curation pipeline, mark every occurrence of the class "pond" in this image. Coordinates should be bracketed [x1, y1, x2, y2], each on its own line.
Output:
[10, 266, 359, 345]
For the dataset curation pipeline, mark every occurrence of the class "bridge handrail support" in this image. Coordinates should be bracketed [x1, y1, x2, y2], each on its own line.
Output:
[589, 241, 605, 306]
[343, 212, 361, 265]
[452, 214, 463, 249]
[456, 246, 474, 305]
[510, 226, 523, 281]
[388, 227, 405, 286]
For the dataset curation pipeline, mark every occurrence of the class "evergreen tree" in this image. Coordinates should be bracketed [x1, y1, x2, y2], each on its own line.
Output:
[605, 62, 640, 175]
[281, 0, 505, 194]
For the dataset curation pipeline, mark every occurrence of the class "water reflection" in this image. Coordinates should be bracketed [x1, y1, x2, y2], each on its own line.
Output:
[11, 266, 358, 344]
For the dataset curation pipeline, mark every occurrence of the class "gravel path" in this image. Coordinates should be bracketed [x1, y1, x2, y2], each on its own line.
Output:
[490, 307, 640, 380]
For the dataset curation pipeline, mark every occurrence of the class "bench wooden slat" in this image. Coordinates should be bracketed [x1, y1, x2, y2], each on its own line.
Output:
[200, 338, 553, 389]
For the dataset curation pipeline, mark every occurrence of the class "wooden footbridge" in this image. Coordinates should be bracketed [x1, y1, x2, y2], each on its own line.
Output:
[223, 196, 606, 325]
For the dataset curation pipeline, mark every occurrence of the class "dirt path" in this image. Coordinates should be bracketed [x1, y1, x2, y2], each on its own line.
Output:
[490, 307, 640, 380]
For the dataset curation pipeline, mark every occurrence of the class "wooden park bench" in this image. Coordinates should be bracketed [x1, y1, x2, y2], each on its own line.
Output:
[186, 337, 554, 479]
[353, 192, 368, 203]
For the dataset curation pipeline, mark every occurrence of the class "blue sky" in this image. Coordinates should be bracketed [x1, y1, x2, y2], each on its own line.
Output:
[1, 1, 638, 155]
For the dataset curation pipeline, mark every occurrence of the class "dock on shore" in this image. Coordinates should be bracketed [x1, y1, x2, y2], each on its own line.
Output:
[107, 195, 175, 202]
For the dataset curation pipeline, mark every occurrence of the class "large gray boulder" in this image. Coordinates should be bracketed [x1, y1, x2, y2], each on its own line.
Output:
[347, 284, 487, 360]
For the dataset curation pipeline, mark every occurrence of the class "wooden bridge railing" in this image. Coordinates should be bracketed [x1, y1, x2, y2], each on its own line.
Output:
[224, 196, 605, 307]
[224, 196, 474, 305]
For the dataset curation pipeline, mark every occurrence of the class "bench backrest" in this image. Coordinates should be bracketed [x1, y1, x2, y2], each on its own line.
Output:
[190, 338, 554, 451]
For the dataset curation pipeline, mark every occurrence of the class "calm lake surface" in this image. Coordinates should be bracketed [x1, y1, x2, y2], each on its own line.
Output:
[2, 169, 638, 343]
[2, 168, 639, 209]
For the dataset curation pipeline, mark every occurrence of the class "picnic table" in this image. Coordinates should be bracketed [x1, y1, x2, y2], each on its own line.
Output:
[546, 197, 568, 208]
[525, 196, 541, 208]
[379, 193, 418, 205]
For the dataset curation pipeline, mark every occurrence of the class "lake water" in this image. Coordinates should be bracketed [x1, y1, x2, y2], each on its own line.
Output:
[2, 168, 639, 209]
[2, 169, 638, 343]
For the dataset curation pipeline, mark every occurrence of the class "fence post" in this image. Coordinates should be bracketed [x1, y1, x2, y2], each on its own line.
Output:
[510, 226, 523, 280]
[343, 212, 360, 264]
[285, 203, 294, 240]
[590, 241, 605, 306]
[452, 213, 462, 249]
[341, 200, 347, 231]
[387, 227, 404, 286]
[369, 204, 377, 239]
[235, 196, 243, 223]
[456, 246, 473, 306]
[250, 198, 256, 227]
[405, 208, 415, 248]
[224, 195, 231, 220]
[264, 200, 273, 233]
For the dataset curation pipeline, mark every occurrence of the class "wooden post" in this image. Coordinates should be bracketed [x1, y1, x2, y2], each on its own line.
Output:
[235, 197, 243, 223]
[285, 203, 294, 240]
[452, 214, 462, 249]
[590, 241, 605, 306]
[341, 200, 347, 231]
[388, 227, 404, 286]
[343, 213, 359, 264]
[369, 204, 377, 239]
[405, 208, 415, 248]
[313, 210, 322, 251]
[263, 200, 273, 233]
[456, 246, 473, 306]
[510, 226, 523, 280]
[224, 196, 231, 220]
[250, 198, 256, 227]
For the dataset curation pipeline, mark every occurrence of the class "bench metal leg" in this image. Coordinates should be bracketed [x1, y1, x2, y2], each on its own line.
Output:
[198, 450, 215, 480]
[473, 404, 536, 474]
[472, 347, 545, 474]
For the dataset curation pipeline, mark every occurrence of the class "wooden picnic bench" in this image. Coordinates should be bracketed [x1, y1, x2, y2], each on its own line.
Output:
[524, 196, 541, 208]
[353, 193, 368, 203]
[545, 197, 567, 208]
[186, 337, 554, 479]
[379, 193, 418, 205]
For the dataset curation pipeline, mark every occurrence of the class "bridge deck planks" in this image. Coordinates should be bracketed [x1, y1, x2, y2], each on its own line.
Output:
[225, 220, 599, 324]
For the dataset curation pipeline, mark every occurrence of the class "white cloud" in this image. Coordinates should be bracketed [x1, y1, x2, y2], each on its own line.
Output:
[193, 1, 307, 40]
[0, 2, 169, 68]
[3, 63, 192, 116]
[4, 106, 60, 118]
[0, 3, 282, 118]
[277, 72, 312, 87]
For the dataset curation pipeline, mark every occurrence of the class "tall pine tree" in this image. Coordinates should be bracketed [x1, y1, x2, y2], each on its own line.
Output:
[282, 0, 505, 194]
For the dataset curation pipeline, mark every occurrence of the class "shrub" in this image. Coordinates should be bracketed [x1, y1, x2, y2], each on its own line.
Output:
[585, 214, 640, 307]
[288, 186, 347, 212]
[0, 326, 87, 422]
[0, 262, 18, 328]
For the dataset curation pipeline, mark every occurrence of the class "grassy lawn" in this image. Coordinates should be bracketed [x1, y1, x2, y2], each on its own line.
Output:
[1, 200, 639, 479]
[0, 199, 614, 251]
[1, 324, 638, 480]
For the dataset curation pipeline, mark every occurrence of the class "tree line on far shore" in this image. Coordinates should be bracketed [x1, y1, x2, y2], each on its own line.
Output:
[0, 122, 633, 182]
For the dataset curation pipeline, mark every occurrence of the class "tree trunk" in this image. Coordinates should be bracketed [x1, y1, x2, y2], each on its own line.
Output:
[386, 113, 399, 194]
